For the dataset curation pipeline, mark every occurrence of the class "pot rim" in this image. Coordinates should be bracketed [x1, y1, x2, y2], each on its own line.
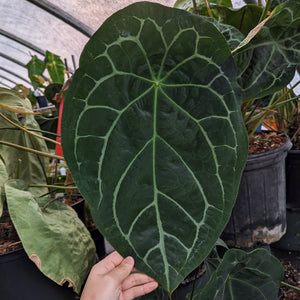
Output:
[248, 133, 292, 160]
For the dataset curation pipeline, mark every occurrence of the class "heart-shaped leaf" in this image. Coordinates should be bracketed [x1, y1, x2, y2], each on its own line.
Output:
[62, 2, 248, 293]
[193, 248, 284, 299]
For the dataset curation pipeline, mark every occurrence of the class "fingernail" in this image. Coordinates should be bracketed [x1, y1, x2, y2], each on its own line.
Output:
[124, 256, 134, 265]
[149, 282, 158, 288]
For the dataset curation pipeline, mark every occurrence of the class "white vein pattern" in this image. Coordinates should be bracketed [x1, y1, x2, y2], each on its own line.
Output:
[72, 13, 242, 291]
[235, 5, 300, 99]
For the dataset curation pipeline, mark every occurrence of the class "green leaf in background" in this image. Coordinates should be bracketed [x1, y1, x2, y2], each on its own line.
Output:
[5, 179, 96, 293]
[209, 18, 245, 51]
[45, 50, 66, 84]
[0, 88, 48, 197]
[174, 0, 232, 19]
[0, 87, 36, 114]
[193, 248, 284, 300]
[26, 55, 46, 89]
[234, 0, 300, 101]
[62, 2, 248, 293]
[217, 4, 263, 36]
[0, 158, 8, 217]
[270, 0, 286, 11]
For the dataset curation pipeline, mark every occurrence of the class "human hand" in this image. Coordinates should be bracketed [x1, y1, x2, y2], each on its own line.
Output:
[80, 251, 158, 300]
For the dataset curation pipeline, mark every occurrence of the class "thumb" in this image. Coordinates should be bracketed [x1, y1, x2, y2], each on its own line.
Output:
[109, 256, 135, 283]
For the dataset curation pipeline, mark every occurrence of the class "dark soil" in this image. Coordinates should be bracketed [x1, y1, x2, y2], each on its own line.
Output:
[248, 131, 287, 154]
[0, 208, 22, 254]
[272, 248, 300, 299]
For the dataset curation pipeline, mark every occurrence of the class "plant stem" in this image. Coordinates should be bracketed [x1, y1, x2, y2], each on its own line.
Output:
[14, 159, 22, 179]
[0, 111, 61, 146]
[190, 276, 197, 300]
[0, 140, 64, 160]
[192, 0, 199, 14]
[42, 197, 60, 212]
[30, 184, 77, 189]
[258, 0, 272, 23]
[204, 0, 213, 17]
[281, 281, 300, 292]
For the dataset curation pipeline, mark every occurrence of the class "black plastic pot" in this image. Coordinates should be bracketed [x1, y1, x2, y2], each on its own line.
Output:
[89, 227, 105, 260]
[70, 198, 86, 225]
[286, 150, 300, 209]
[0, 248, 77, 300]
[71, 198, 106, 259]
[272, 209, 300, 251]
[272, 150, 300, 251]
[222, 136, 292, 248]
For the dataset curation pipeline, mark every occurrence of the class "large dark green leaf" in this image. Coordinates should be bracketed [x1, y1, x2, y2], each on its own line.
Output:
[193, 248, 284, 299]
[234, 0, 300, 101]
[62, 2, 248, 293]
[5, 178, 96, 293]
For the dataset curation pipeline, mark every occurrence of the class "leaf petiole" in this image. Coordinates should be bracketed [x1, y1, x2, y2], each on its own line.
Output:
[281, 281, 300, 292]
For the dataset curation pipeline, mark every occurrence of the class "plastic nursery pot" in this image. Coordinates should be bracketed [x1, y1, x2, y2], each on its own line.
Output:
[89, 228, 105, 260]
[70, 197, 86, 225]
[286, 150, 300, 209]
[272, 208, 300, 251]
[271, 150, 300, 251]
[0, 248, 77, 300]
[222, 135, 292, 248]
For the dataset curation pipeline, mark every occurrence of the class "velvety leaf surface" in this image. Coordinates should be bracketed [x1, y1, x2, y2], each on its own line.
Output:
[194, 248, 284, 299]
[0, 88, 48, 197]
[62, 2, 248, 292]
[5, 179, 96, 293]
[234, 0, 300, 100]
[209, 19, 245, 51]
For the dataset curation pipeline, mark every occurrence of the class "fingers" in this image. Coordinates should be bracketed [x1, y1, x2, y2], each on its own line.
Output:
[108, 256, 135, 283]
[122, 280, 158, 300]
[92, 251, 124, 275]
[122, 272, 156, 291]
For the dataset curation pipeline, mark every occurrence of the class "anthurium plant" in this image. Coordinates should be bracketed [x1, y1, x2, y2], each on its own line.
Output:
[0, 88, 96, 293]
[61, 1, 299, 298]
